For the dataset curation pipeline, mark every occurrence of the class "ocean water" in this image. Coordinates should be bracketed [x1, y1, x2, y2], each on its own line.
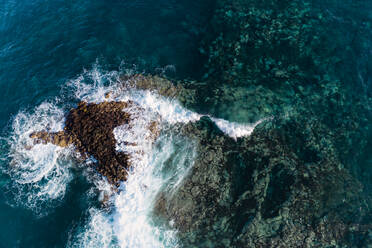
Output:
[1, 0, 371, 247]
[0, 0, 253, 246]
[0, 1, 216, 247]
[2, 62, 259, 247]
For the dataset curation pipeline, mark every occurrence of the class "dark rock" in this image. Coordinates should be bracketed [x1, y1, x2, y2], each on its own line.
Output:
[64, 101, 133, 185]
[154, 116, 372, 247]
[30, 100, 158, 186]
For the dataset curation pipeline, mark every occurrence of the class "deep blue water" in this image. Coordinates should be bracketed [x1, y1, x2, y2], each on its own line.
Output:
[0, 1, 212, 247]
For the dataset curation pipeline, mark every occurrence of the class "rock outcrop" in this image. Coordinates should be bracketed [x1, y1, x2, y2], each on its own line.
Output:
[149, 0, 372, 246]
[27, 1, 372, 246]
[30, 100, 157, 185]
[154, 117, 372, 248]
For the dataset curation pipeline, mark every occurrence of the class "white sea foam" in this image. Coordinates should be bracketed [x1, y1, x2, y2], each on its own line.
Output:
[66, 68, 263, 247]
[211, 117, 263, 139]
[69, 207, 119, 248]
[69, 128, 195, 248]
[7, 102, 74, 213]
[67, 66, 261, 138]
[111, 133, 195, 248]
[123, 89, 261, 139]
[8, 66, 263, 246]
[68, 68, 196, 247]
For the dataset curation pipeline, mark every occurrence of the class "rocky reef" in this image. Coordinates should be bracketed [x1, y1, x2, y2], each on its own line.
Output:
[27, 0, 372, 247]
[30, 100, 158, 185]
[152, 0, 372, 247]
[113, 72, 372, 247]
[154, 117, 372, 247]
[29, 70, 371, 247]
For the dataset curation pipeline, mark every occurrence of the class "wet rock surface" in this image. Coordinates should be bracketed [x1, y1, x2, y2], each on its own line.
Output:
[26, 1, 372, 246]
[154, 117, 372, 248]
[30, 131, 73, 147]
[64, 101, 133, 185]
[117, 51, 372, 247]
[150, 0, 372, 246]
[31, 101, 140, 185]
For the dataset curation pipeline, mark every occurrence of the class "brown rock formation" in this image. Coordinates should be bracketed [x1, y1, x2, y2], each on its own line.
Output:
[30, 100, 157, 186]
[30, 131, 73, 147]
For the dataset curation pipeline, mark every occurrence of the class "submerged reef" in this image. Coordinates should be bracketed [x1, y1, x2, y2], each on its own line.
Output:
[155, 0, 372, 247]
[155, 116, 372, 247]
[28, 74, 371, 247]
[194, 0, 372, 123]
[27, 0, 372, 247]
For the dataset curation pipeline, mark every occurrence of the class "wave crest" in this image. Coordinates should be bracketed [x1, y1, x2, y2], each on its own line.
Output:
[5, 66, 262, 246]
[6, 102, 74, 214]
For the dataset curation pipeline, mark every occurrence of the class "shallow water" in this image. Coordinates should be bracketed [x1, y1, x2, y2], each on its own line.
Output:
[0, 0, 371, 247]
[1, 64, 259, 248]
[0, 1, 215, 247]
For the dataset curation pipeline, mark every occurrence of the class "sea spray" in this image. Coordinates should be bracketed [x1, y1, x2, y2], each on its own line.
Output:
[112, 132, 196, 248]
[68, 206, 119, 248]
[65, 68, 262, 247]
[69, 69, 198, 247]
[6, 67, 262, 247]
[5, 102, 74, 214]
[67, 66, 260, 138]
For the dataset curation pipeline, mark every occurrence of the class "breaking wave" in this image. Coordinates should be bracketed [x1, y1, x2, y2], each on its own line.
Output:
[5, 66, 261, 247]
[4, 102, 74, 214]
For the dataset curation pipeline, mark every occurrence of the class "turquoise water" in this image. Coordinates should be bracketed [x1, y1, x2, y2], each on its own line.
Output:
[1, 0, 371, 247]
[0, 0, 212, 125]
[0, 1, 212, 247]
